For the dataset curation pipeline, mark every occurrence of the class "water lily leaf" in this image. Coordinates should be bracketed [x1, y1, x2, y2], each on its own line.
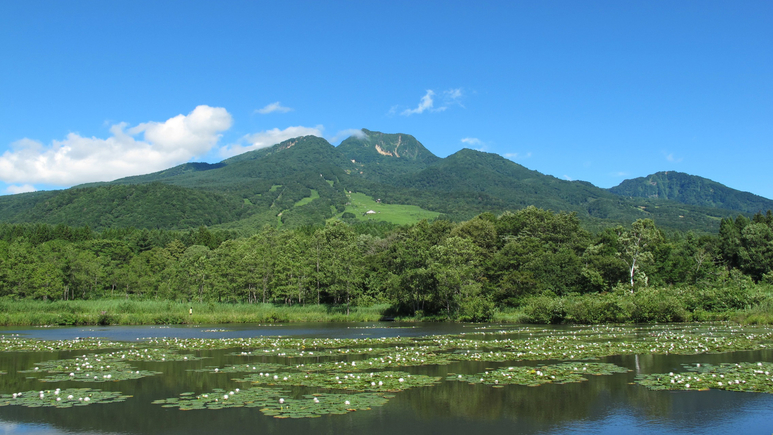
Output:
[236, 370, 440, 392]
[0, 388, 130, 408]
[635, 361, 773, 393]
[188, 362, 284, 374]
[153, 387, 390, 417]
[449, 362, 630, 387]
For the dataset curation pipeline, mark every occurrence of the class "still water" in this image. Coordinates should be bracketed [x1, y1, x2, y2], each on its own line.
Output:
[0, 323, 772, 435]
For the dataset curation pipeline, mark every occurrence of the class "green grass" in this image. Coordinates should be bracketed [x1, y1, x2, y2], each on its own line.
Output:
[293, 189, 319, 207]
[269, 184, 282, 192]
[334, 192, 440, 225]
[0, 299, 391, 326]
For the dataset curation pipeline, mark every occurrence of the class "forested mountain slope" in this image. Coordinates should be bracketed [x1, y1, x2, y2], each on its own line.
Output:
[609, 171, 773, 215]
[0, 131, 767, 233]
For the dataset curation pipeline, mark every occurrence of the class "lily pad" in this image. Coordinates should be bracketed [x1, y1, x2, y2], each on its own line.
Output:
[0, 388, 131, 408]
[188, 363, 285, 374]
[20, 357, 162, 383]
[237, 370, 440, 392]
[152, 387, 391, 418]
[449, 362, 630, 387]
[635, 361, 773, 393]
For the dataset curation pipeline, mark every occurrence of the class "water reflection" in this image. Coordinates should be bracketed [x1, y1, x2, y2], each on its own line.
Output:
[0, 323, 772, 434]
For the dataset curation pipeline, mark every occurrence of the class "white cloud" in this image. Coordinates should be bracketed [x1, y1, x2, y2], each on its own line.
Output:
[503, 152, 532, 160]
[664, 152, 683, 163]
[330, 129, 366, 144]
[564, 175, 573, 181]
[400, 88, 464, 116]
[5, 184, 36, 194]
[0, 105, 232, 187]
[442, 88, 464, 108]
[256, 102, 293, 114]
[611, 171, 629, 177]
[461, 137, 488, 151]
[402, 90, 436, 116]
[220, 125, 324, 158]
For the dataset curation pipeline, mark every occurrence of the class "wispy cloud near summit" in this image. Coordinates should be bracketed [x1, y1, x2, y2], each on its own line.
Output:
[400, 89, 464, 116]
[256, 102, 293, 114]
[220, 125, 324, 158]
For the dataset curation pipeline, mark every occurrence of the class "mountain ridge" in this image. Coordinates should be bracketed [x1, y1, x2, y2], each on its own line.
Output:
[0, 130, 767, 233]
[609, 170, 773, 215]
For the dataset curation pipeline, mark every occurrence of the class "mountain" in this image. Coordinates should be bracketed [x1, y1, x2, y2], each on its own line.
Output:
[337, 129, 440, 181]
[609, 171, 773, 216]
[0, 130, 767, 233]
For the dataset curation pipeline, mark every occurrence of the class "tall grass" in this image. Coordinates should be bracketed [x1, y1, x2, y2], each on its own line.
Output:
[0, 299, 390, 326]
[519, 284, 773, 325]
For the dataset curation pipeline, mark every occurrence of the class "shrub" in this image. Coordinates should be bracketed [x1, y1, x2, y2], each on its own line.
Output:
[630, 289, 688, 323]
[523, 296, 565, 324]
[564, 294, 630, 324]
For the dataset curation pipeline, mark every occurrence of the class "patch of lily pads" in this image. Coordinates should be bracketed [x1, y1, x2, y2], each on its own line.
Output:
[0, 336, 131, 352]
[37, 366, 162, 383]
[237, 370, 441, 392]
[0, 388, 131, 408]
[19, 350, 181, 382]
[293, 352, 454, 372]
[152, 387, 391, 418]
[23, 349, 199, 373]
[188, 362, 285, 374]
[635, 361, 773, 393]
[97, 348, 202, 362]
[4, 324, 773, 362]
[449, 362, 630, 387]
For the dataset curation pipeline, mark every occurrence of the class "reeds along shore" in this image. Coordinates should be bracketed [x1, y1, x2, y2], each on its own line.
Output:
[0, 300, 389, 326]
[1, 284, 772, 326]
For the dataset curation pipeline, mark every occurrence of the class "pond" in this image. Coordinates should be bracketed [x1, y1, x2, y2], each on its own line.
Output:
[0, 322, 772, 434]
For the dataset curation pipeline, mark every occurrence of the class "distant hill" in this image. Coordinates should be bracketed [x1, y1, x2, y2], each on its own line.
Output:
[0, 131, 767, 233]
[609, 171, 773, 216]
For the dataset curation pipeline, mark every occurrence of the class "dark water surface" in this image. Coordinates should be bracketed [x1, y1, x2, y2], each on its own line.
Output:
[0, 323, 772, 434]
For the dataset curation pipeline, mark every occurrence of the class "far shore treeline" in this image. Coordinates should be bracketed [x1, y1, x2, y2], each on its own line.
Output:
[1, 207, 772, 325]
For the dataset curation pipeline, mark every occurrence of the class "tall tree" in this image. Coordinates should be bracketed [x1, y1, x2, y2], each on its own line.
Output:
[616, 219, 663, 291]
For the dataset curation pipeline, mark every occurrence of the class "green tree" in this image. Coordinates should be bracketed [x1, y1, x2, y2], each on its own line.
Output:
[616, 219, 663, 291]
[430, 236, 482, 317]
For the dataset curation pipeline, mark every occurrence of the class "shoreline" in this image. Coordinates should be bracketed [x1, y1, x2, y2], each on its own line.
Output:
[0, 298, 769, 327]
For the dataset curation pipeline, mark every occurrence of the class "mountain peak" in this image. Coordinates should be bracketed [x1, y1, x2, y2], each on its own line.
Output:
[339, 129, 438, 164]
[609, 171, 773, 214]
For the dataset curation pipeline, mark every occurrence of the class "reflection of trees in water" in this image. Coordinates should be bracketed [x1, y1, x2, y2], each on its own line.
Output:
[399, 373, 625, 424]
[1, 349, 773, 434]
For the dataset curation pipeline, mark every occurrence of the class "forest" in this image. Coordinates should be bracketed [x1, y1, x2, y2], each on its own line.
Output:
[1, 207, 772, 324]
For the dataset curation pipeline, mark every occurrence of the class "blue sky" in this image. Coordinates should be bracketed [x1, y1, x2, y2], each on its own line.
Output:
[1, 1, 771, 200]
